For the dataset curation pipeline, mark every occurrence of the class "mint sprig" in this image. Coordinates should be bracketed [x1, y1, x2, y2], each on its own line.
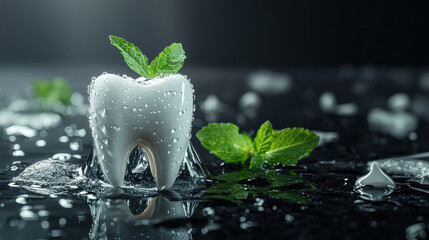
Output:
[196, 121, 319, 169]
[32, 78, 73, 106]
[109, 35, 186, 78]
[196, 123, 254, 163]
[148, 43, 186, 77]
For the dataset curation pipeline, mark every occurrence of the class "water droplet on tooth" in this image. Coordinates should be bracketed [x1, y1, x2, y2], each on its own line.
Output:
[96, 107, 106, 116]
[111, 125, 120, 131]
[171, 128, 176, 133]
[101, 138, 108, 145]
[97, 123, 106, 132]
[173, 138, 178, 143]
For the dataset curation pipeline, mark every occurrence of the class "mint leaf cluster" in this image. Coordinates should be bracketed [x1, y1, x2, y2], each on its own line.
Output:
[109, 36, 186, 78]
[196, 121, 319, 169]
[32, 78, 73, 106]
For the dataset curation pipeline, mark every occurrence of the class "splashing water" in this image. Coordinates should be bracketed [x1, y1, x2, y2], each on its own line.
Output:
[355, 162, 396, 201]
[12, 142, 208, 198]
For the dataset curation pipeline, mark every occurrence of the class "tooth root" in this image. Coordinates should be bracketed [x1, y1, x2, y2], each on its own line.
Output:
[89, 73, 194, 189]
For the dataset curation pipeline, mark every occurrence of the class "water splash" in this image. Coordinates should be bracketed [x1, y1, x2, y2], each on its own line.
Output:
[82, 142, 208, 192]
[12, 141, 207, 198]
[369, 152, 429, 179]
[355, 162, 396, 201]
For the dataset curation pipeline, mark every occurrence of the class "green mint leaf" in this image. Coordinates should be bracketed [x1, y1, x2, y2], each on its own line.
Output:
[249, 153, 265, 169]
[213, 168, 262, 182]
[261, 171, 308, 188]
[32, 78, 73, 106]
[196, 123, 254, 164]
[148, 43, 186, 77]
[254, 121, 273, 153]
[32, 80, 51, 98]
[109, 35, 149, 78]
[205, 182, 247, 195]
[265, 128, 319, 166]
[204, 182, 249, 204]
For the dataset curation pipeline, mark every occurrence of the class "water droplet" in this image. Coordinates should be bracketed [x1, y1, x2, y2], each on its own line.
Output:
[58, 199, 73, 208]
[59, 136, 69, 143]
[52, 153, 71, 161]
[187, 133, 192, 139]
[171, 128, 176, 133]
[132, 107, 137, 112]
[69, 142, 80, 151]
[355, 162, 396, 201]
[12, 150, 25, 157]
[59, 218, 67, 226]
[111, 125, 120, 131]
[101, 138, 108, 145]
[123, 105, 128, 109]
[97, 123, 106, 132]
[172, 138, 178, 143]
[202, 207, 215, 216]
[96, 107, 106, 116]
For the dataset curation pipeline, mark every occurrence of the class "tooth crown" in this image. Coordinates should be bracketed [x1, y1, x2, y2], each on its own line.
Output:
[88, 73, 194, 189]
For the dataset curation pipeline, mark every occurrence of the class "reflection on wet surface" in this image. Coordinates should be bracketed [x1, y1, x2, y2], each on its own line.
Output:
[1, 67, 429, 239]
[89, 190, 197, 239]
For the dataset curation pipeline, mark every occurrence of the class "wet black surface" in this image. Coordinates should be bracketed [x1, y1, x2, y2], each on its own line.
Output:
[1, 66, 429, 240]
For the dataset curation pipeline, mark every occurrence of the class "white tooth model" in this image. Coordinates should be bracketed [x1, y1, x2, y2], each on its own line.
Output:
[88, 73, 193, 190]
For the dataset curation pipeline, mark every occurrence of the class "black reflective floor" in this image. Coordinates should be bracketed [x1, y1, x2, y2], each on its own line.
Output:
[1, 66, 428, 240]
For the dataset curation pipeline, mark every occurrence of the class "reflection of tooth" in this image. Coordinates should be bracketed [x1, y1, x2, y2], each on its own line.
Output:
[88, 73, 193, 189]
[125, 197, 188, 222]
[89, 193, 195, 239]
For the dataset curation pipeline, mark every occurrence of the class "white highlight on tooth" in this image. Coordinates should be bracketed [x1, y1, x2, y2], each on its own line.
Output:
[88, 73, 194, 190]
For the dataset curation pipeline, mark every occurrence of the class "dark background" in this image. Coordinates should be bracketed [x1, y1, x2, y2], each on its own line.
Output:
[0, 0, 428, 68]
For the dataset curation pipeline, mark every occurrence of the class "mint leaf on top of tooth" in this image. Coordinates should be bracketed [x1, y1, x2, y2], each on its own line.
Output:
[196, 121, 319, 169]
[109, 35, 186, 78]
